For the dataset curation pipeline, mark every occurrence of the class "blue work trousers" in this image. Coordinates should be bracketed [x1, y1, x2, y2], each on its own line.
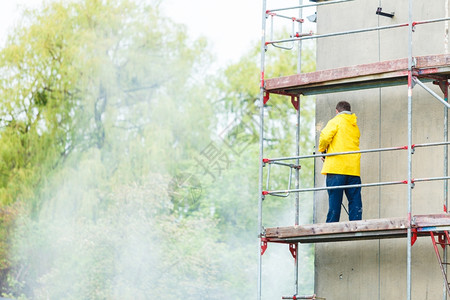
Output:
[326, 174, 362, 223]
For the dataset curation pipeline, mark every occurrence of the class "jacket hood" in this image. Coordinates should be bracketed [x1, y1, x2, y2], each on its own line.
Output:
[338, 111, 357, 126]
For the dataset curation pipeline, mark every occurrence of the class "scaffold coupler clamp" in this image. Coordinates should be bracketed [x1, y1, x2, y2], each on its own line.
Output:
[263, 91, 270, 104]
[404, 143, 415, 154]
[259, 226, 266, 238]
[411, 76, 417, 89]
[290, 164, 301, 170]
[260, 236, 268, 255]
[289, 243, 297, 260]
[411, 228, 418, 246]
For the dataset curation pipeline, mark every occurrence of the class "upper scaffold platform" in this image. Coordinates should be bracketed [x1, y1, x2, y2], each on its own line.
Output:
[265, 54, 450, 96]
[264, 214, 450, 243]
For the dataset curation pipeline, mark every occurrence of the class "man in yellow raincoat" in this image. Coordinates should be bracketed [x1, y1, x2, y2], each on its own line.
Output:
[318, 101, 362, 222]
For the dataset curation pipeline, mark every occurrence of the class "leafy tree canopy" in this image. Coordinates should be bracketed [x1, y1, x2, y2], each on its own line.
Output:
[0, 0, 317, 298]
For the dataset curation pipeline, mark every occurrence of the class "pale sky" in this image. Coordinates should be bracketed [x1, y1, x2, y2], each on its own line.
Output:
[0, 0, 42, 43]
[0, 0, 315, 69]
[164, 0, 316, 67]
[163, 0, 261, 68]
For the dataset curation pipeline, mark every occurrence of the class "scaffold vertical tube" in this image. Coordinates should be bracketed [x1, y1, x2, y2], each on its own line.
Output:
[257, 1, 267, 299]
[443, 81, 449, 300]
[407, 0, 413, 299]
[444, 83, 448, 212]
[294, 1, 303, 296]
[294, 99, 300, 295]
[444, 7, 449, 300]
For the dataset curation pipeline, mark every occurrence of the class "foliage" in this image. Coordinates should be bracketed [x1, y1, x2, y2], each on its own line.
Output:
[0, 1, 317, 299]
[0, 0, 212, 207]
[0, 0, 216, 298]
[8, 175, 234, 299]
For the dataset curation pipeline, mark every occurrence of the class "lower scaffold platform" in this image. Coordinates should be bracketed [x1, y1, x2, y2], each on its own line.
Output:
[264, 214, 450, 243]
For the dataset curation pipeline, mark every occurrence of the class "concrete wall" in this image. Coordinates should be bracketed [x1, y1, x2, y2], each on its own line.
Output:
[314, 1, 450, 299]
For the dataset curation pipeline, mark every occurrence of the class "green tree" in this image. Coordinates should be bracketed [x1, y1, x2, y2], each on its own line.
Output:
[0, 0, 213, 207]
[0, 0, 217, 298]
[10, 175, 228, 299]
[0, 1, 317, 299]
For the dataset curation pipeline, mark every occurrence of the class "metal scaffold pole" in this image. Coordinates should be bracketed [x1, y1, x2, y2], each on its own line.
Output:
[444, 80, 449, 300]
[294, 1, 303, 296]
[257, 0, 267, 299]
[407, 0, 413, 299]
[443, 6, 449, 300]
[294, 100, 300, 294]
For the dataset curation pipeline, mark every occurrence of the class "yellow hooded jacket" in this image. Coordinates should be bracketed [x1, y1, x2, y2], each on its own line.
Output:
[318, 112, 361, 176]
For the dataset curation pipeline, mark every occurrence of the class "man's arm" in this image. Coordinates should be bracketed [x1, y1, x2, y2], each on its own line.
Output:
[318, 118, 338, 153]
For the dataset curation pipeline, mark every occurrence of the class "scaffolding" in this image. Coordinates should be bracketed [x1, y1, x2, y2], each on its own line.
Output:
[257, 1, 450, 300]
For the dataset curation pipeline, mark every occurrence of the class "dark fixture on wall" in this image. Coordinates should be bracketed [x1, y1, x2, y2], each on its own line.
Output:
[376, 7, 395, 18]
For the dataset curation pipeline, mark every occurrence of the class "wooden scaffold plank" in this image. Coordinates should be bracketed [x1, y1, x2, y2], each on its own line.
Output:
[264, 214, 450, 243]
[265, 54, 450, 96]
